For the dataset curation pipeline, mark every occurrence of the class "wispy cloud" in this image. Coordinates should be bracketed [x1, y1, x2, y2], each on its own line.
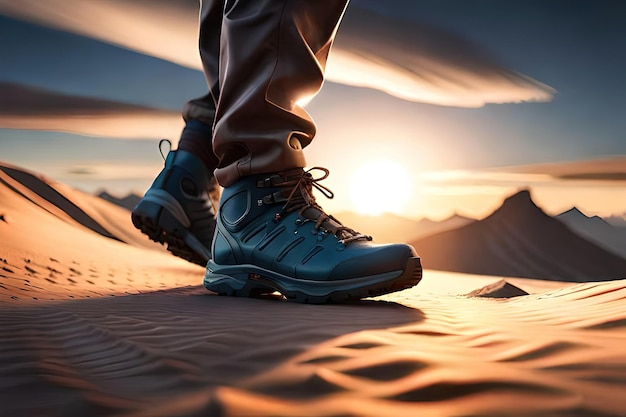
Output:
[331, 7, 555, 107]
[65, 163, 159, 180]
[420, 157, 626, 186]
[0, 0, 554, 107]
[420, 185, 511, 196]
[420, 170, 554, 184]
[0, 0, 200, 68]
[415, 161, 626, 219]
[0, 82, 183, 138]
[499, 157, 626, 181]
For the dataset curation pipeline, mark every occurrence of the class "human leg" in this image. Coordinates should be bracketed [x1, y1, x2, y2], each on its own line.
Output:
[212, 0, 350, 186]
[204, 0, 422, 302]
[131, 0, 225, 266]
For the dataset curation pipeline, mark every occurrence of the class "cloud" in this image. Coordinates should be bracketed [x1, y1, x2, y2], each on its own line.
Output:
[330, 7, 555, 107]
[419, 157, 626, 189]
[499, 157, 626, 181]
[0, 0, 554, 107]
[420, 170, 554, 185]
[420, 184, 511, 196]
[65, 163, 159, 180]
[0, 0, 200, 68]
[0, 82, 183, 138]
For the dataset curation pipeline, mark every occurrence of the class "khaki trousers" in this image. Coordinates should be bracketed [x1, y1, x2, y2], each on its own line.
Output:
[182, 0, 350, 187]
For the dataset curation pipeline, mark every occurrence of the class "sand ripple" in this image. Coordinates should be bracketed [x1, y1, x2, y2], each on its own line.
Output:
[0, 279, 624, 416]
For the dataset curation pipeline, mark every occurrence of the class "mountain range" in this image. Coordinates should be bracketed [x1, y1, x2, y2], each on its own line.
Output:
[99, 186, 626, 282]
[556, 207, 626, 259]
[410, 190, 626, 282]
[334, 211, 475, 244]
[1, 161, 624, 283]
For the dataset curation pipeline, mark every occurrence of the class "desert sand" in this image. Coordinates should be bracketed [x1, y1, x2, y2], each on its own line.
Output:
[1, 162, 626, 416]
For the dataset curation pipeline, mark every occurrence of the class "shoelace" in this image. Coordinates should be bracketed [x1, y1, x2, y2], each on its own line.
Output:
[274, 167, 372, 245]
[158, 139, 172, 161]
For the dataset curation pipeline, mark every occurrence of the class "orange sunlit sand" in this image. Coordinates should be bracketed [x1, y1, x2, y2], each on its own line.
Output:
[1, 161, 625, 416]
[1, 2, 625, 414]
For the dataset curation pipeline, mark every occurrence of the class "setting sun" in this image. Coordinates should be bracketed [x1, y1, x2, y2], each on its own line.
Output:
[350, 160, 412, 215]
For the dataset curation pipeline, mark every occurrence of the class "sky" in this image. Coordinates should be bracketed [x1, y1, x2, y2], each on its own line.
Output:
[0, 0, 624, 220]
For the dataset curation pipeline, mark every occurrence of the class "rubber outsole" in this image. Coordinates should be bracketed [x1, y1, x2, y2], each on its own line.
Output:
[132, 199, 211, 267]
[203, 257, 422, 304]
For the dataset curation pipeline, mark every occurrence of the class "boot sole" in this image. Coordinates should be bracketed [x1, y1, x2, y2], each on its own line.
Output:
[132, 190, 211, 266]
[203, 257, 422, 304]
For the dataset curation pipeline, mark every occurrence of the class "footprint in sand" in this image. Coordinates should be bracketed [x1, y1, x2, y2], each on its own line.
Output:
[24, 265, 38, 275]
[47, 266, 61, 274]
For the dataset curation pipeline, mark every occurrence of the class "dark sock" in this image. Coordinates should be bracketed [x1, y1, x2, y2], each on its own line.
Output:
[177, 120, 220, 171]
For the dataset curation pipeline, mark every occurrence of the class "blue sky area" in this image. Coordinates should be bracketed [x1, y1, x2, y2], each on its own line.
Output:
[0, 0, 624, 215]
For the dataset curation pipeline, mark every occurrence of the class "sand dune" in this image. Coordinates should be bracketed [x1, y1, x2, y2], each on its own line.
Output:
[2, 163, 626, 416]
[0, 161, 202, 303]
[411, 190, 626, 282]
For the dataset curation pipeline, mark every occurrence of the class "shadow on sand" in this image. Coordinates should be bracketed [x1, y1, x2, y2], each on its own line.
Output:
[0, 287, 424, 416]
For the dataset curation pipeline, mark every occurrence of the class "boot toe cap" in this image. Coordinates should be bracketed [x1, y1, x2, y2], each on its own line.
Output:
[329, 243, 417, 280]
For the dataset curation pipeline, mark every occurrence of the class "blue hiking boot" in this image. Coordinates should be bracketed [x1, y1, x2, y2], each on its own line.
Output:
[204, 167, 422, 303]
[132, 141, 219, 266]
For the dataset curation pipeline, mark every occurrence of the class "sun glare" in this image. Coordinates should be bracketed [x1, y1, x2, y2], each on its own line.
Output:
[350, 160, 412, 216]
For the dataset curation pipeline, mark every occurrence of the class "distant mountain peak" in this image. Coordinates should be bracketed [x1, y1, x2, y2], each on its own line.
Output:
[490, 189, 546, 220]
[557, 207, 611, 227]
[560, 206, 586, 217]
[503, 189, 533, 205]
[448, 212, 475, 222]
[96, 190, 142, 211]
[97, 190, 115, 199]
